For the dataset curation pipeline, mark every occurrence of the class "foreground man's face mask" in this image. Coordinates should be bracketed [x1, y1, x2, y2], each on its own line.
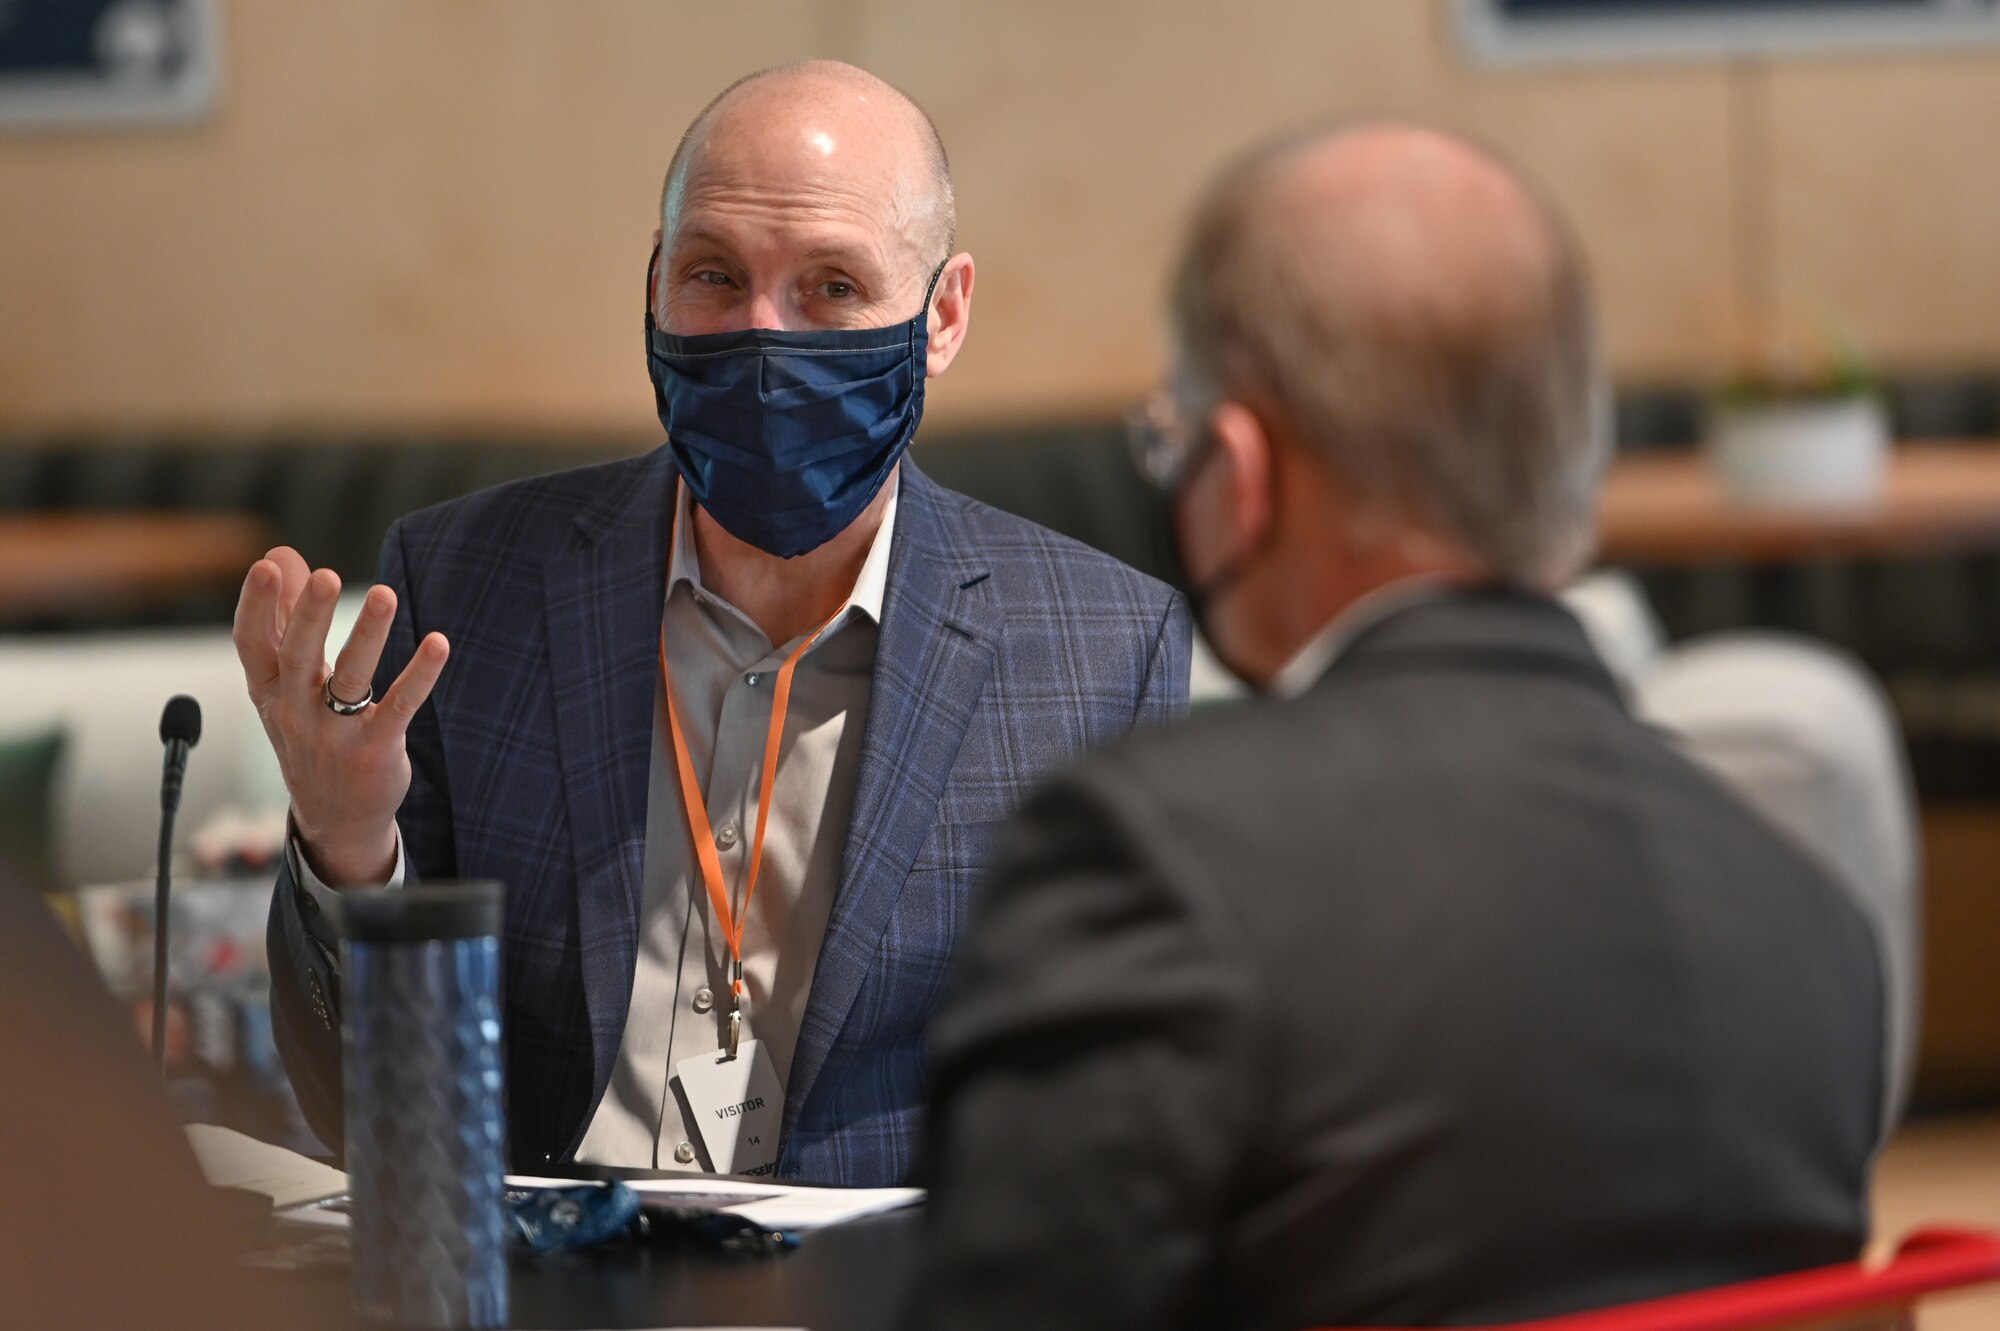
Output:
[1128, 388, 1272, 643]
[645, 247, 945, 559]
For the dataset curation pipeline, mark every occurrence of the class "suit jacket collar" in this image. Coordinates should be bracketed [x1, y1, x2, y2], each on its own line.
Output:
[572, 442, 682, 549]
[1323, 585, 1627, 707]
[1267, 575, 1458, 700]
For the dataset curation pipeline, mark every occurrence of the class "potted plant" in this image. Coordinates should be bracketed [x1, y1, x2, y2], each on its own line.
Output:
[1708, 330, 1889, 507]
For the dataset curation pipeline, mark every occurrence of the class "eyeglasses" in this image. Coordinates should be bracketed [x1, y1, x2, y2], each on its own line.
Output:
[1124, 389, 1205, 491]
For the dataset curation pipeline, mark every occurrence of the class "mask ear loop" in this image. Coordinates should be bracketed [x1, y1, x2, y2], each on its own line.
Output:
[1171, 426, 1278, 615]
[910, 259, 948, 358]
[645, 243, 663, 333]
[885, 259, 951, 434]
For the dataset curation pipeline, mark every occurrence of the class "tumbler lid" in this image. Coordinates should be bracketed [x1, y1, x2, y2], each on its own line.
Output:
[339, 882, 504, 944]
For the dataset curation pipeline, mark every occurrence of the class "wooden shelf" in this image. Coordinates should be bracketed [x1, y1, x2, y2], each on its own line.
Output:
[1597, 442, 2000, 567]
[0, 512, 269, 617]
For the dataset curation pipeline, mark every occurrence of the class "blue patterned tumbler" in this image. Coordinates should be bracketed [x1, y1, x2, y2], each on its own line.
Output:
[341, 882, 508, 1329]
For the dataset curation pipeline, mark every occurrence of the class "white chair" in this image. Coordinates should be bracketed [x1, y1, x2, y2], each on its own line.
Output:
[0, 594, 367, 888]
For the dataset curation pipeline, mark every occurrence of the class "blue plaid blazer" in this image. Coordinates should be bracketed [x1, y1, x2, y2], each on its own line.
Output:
[268, 450, 1189, 1185]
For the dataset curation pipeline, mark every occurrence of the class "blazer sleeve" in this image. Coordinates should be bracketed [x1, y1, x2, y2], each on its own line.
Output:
[265, 519, 457, 1156]
[1135, 591, 1194, 730]
[907, 755, 1260, 1331]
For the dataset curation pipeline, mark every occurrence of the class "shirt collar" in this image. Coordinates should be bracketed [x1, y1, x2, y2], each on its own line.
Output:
[667, 474, 900, 631]
[1266, 574, 1457, 701]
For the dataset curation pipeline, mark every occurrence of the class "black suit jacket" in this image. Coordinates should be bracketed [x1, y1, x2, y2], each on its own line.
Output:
[911, 589, 1883, 1331]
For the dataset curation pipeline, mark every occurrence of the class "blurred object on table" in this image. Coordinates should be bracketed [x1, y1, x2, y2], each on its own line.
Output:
[76, 876, 314, 1151]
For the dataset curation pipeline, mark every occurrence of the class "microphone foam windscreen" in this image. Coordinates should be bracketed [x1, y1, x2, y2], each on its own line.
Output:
[160, 695, 202, 748]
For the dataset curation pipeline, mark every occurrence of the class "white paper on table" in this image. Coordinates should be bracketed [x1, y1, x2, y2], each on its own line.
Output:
[272, 1198, 351, 1231]
[186, 1124, 349, 1209]
[506, 1173, 922, 1231]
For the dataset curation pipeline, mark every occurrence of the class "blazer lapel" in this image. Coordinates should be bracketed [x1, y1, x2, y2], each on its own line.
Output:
[784, 463, 1000, 1129]
[541, 448, 677, 1118]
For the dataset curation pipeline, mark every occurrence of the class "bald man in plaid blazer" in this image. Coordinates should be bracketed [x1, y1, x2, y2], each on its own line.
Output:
[246, 61, 1187, 1187]
[264, 452, 1187, 1184]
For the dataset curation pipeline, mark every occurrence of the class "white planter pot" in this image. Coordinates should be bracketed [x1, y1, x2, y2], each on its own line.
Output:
[1706, 396, 1890, 507]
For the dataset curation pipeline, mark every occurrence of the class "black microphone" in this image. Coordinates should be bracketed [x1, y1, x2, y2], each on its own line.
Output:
[153, 695, 201, 1075]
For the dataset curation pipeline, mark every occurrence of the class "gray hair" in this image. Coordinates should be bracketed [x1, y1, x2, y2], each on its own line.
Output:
[1170, 122, 1610, 587]
[660, 62, 957, 272]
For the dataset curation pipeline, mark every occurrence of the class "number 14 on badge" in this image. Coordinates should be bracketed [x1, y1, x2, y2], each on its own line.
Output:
[677, 1038, 785, 1177]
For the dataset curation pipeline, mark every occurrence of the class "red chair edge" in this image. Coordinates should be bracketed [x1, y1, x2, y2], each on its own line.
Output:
[1313, 1226, 2000, 1331]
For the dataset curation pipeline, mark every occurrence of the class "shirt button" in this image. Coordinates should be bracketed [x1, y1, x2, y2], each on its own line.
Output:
[716, 822, 739, 850]
[674, 1141, 696, 1165]
[692, 987, 714, 1014]
[745, 671, 761, 688]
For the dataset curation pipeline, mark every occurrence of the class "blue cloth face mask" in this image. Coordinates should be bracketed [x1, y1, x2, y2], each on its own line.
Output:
[646, 247, 945, 558]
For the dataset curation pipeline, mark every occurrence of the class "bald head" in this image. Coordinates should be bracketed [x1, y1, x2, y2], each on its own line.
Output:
[663, 61, 956, 276]
[1173, 121, 1606, 586]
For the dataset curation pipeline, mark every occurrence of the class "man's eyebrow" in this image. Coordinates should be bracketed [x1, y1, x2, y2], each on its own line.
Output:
[778, 241, 882, 273]
[669, 227, 880, 272]
[669, 226, 738, 255]
[798, 246, 872, 266]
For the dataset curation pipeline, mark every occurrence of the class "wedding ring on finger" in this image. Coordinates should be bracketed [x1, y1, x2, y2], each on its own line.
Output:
[324, 673, 374, 717]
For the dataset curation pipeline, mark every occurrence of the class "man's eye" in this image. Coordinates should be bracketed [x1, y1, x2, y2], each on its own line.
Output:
[695, 270, 733, 287]
[820, 281, 855, 299]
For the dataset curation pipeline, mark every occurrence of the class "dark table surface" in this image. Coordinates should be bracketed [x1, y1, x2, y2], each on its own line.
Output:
[263, 1206, 923, 1330]
[510, 1207, 922, 1331]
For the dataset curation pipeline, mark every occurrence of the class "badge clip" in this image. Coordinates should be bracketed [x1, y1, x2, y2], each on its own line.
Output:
[726, 961, 743, 1061]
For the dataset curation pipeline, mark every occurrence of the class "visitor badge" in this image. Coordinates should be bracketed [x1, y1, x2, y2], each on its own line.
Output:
[676, 1038, 784, 1177]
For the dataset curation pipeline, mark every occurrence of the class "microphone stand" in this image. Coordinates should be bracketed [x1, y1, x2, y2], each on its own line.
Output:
[152, 783, 179, 1075]
[154, 696, 200, 1076]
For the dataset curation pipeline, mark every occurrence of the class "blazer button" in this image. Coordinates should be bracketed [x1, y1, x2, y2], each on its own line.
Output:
[674, 1141, 696, 1165]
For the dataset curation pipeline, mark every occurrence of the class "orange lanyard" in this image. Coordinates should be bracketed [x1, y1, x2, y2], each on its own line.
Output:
[659, 503, 845, 1058]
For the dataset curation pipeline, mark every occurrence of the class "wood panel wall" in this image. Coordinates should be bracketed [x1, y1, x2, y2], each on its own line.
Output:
[0, 0, 1995, 439]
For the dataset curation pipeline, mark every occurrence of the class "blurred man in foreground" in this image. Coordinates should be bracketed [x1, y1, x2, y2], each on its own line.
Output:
[0, 869, 339, 1330]
[910, 122, 1882, 1329]
[238, 61, 1186, 1185]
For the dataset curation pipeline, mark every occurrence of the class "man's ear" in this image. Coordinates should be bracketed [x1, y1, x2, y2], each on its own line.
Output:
[1208, 399, 1276, 554]
[925, 254, 976, 377]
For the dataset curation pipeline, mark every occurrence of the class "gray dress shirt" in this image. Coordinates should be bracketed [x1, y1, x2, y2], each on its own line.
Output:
[571, 480, 893, 1170]
[294, 479, 896, 1174]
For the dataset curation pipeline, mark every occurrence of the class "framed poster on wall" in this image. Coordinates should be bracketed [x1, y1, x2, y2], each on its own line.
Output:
[0, 0, 221, 129]
[1458, 0, 2000, 63]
